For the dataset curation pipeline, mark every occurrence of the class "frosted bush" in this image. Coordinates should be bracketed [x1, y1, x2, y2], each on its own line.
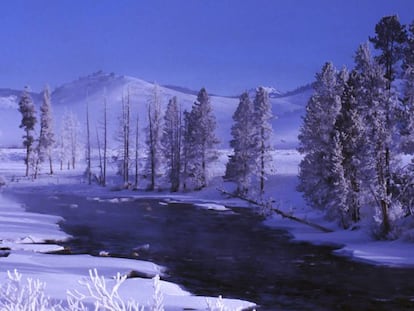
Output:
[150, 275, 164, 311]
[0, 269, 245, 311]
[67, 269, 144, 311]
[0, 269, 63, 311]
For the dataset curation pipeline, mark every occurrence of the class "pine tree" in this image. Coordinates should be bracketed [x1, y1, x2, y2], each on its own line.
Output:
[252, 87, 274, 195]
[145, 84, 163, 190]
[161, 96, 181, 192]
[404, 20, 414, 69]
[328, 130, 349, 227]
[298, 62, 342, 213]
[354, 42, 400, 236]
[225, 92, 255, 195]
[18, 87, 37, 177]
[183, 88, 219, 190]
[369, 15, 407, 90]
[37, 85, 55, 176]
[334, 70, 366, 225]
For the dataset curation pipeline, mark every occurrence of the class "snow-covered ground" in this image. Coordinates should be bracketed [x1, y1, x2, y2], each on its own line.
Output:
[2, 147, 414, 309]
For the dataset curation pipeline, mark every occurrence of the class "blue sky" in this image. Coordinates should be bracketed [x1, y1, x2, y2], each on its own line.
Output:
[0, 0, 414, 95]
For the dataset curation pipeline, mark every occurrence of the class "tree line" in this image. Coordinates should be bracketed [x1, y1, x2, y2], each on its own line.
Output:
[298, 15, 414, 238]
[17, 84, 275, 194]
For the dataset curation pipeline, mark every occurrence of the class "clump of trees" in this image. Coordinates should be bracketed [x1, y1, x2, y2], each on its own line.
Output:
[298, 15, 414, 238]
[225, 87, 275, 197]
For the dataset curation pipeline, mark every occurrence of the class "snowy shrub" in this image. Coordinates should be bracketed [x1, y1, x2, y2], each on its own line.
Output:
[151, 275, 164, 311]
[67, 269, 144, 311]
[0, 269, 244, 311]
[0, 269, 63, 311]
[206, 295, 227, 311]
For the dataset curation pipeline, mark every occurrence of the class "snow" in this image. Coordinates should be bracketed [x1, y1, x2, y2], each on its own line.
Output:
[194, 203, 230, 211]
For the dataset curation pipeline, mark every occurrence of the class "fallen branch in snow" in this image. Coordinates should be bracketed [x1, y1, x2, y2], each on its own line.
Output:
[217, 188, 333, 233]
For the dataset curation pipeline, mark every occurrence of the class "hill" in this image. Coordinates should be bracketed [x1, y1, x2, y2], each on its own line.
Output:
[0, 72, 311, 149]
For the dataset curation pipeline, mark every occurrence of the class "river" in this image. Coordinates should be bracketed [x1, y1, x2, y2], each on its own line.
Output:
[7, 191, 414, 310]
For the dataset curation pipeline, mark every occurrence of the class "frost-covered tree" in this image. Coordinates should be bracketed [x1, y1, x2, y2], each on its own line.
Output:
[298, 62, 342, 213]
[183, 88, 219, 190]
[18, 87, 37, 177]
[334, 70, 366, 225]
[61, 109, 81, 170]
[404, 20, 414, 69]
[354, 42, 401, 236]
[252, 87, 274, 195]
[145, 84, 163, 190]
[115, 91, 132, 186]
[36, 85, 55, 176]
[161, 96, 181, 192]
[225, 92, 255, 195]
[369, 15, 407, 89]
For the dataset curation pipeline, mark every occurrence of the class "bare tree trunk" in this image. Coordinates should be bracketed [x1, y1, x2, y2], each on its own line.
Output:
[103, 97, 107, 186]
[86, 102, 92, 185]
[48, 154, 53, 175]
[148, 102, 155, 191]
[96, 127, 103, 185]
[135, 113, 139, 188]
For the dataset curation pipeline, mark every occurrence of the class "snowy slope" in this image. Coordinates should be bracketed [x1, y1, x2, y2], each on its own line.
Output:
[0, 71, 311, 149]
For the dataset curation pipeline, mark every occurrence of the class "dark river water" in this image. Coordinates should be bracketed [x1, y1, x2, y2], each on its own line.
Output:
[7, 191, 414, 310]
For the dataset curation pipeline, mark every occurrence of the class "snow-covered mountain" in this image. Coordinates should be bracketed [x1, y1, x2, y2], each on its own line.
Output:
[0, 71, 311, 149]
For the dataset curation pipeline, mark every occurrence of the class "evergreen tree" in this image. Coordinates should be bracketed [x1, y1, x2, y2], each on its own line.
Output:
[369, 15, 407, 89]
[252, 87, 274, 195]
[328, 130, 349, 227]
[404, 20, 414, 69]
[225, 92, 255, 195]
[298, 62, 342, 213]
[183, 88, 219, 190]
[145, 84, 163, 190]
[37, 85, 55, 175]
[334, 70, 366, 225]
[354, 42, 400, 236]
[161, 96, 181, 192]
[18, 87, 37, 177]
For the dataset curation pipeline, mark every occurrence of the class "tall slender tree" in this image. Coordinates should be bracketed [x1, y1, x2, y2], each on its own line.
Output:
[18, 87, 37, 177]
[103, 96, 108, 186]
[225, 92, 255, 195]
[116, 91, 131, 186]
[61, 109, 81, 170]
[145, 84, 163, 190]
[354, 42, 400, 236]
[134, 112, 139, 189]
[298, 62, 342, 213]
[252, 87, 274, 195]
[162, 96, 182, 192]
[37, 85, 55, 175]
[369, 15, 407, 90]
[183, 88, 219, 190]
[86, 101, 92, 185]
